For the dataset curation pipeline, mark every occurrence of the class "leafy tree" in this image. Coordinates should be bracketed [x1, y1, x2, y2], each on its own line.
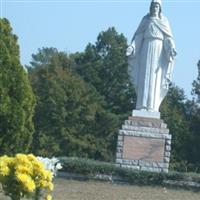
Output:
[160, 85, 190, 170]
[27, 47, 73, 71]
[73, 27, 136, 116]
[184, 100, 200, 170]
[28, 27, 137, 160]
[183, 60, 200, 172]
[0, 18, 35, 154]
[28, 48, 119, 161]
[192, 60, 200, 102]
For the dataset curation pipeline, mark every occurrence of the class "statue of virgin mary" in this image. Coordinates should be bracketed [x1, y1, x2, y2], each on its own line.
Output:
[127, 0, 177, 112]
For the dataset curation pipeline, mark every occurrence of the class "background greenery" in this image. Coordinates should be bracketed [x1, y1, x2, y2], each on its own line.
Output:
[0, 18, 200, 172]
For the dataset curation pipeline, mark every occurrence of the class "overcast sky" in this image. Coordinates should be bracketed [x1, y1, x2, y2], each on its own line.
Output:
[2, 0, 200, 99]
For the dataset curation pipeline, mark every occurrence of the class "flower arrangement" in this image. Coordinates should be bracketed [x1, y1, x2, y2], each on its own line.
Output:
[0, 154, 54, 200]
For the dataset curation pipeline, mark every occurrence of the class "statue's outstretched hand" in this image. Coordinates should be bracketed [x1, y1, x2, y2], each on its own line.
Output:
[168, 48, 177, 61]
[171, 48, 177, 59]
[126, 45, 135, 56]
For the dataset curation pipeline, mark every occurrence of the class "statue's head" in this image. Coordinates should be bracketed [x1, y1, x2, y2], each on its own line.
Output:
[150, 0, 162, 18]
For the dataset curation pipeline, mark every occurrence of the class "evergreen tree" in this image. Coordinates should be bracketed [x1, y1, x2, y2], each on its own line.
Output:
[73, 27, 136, 116]
[160, 85, 190, 170]
[29, 48, 119, 160]
[192, 60, 200, 102]
[184, 100, 200, 171]
[183, 60, 200, 172]
[0, 18, 35, 154]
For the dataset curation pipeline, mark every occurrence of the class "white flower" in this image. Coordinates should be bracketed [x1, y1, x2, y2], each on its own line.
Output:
[37, 157, 62, 177]
[55, 162, 62, 170]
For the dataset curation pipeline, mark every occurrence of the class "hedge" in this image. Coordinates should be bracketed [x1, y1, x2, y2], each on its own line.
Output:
[59, 157, 200, 189]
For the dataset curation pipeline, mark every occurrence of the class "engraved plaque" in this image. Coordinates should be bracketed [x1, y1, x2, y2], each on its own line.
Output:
[123, 136, 165, 162]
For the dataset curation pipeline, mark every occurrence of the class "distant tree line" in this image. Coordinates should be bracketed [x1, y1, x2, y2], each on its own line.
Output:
[0, 18, 200, 172]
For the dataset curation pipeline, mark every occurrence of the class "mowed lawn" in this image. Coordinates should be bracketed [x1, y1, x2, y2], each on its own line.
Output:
[1, 178, 200, 200]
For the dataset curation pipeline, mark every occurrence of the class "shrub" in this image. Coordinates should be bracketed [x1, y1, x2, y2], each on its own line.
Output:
[60, 157, 200, 187]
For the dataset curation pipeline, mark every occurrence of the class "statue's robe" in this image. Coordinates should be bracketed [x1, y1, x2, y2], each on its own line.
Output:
[128, 14, 176, 111]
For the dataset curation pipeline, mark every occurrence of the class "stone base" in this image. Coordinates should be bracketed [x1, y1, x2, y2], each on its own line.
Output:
[116, 115, 171, 173]
[132, 109, 160, 119]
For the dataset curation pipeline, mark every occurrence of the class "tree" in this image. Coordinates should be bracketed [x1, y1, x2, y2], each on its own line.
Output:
[73, 27, 136, 116]
[184, 100, 200, 171]
[160, 62, 200, 172]
[160, 85, 190, 170]
[0, 18, 35, 154]
[192, 60, 200, 102]
[28, 48, 119, 161]
[183, 60, 200, 172]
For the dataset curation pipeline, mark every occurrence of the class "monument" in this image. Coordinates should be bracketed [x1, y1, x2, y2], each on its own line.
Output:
[116, 0, 177, 172]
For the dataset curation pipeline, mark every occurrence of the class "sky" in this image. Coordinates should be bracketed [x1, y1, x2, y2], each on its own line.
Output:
[1, 0, 200, 99]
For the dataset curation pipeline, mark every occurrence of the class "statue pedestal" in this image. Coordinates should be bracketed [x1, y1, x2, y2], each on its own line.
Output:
[116, 111, 171, 173]
[132, 109, 160, 119]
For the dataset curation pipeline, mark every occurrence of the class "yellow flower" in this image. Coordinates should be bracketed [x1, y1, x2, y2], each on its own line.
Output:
[39, 180, 48, 187]
[0, 155, 13, 165]
[16, 154, 32, 166]
[44, 171, 53, 181]
[0, 156, 13, 176]
[16, 173, 28, 182]
[15, 165, 32, 175]
[48, 182, 54, 191]
[26, 179, 36, 192]
[16, 173, 36, 192]
[15, 154, 28, 162]
[37, 170, 53, 182]
[46, 194, 52, 200]
[27, 154, 38, 162]
[0, 154, 54, 198]
[32, 160, 45, 172]
[0, 166, 10, 176]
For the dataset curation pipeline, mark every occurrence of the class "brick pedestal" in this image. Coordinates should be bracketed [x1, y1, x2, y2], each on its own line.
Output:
[116, 115, 171, 173]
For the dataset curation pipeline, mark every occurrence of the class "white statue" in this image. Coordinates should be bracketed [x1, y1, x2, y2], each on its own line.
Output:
[127, 0, 177, 112]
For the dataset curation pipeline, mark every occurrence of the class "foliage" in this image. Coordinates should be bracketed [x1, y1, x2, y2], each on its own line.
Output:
[28, 48, 120, 161]
[159, 77, 200, 173]
[192, 60, 200, 102]
[185, 102, 200, 162]
[24, 25, 200, 171]
[182, 61, 200, 171]
[73, 27, 136, 116]
[0, 18, 35, 154]
[0, 154, 53, 200]
[159, 60, 200, 172]
[160, 85, 191, 169]
[27, 28, 135, 162]
[1, 16, 200, 175]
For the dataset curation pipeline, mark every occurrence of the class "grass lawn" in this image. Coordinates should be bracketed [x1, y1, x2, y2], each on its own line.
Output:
[1, 178, 200, 200]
